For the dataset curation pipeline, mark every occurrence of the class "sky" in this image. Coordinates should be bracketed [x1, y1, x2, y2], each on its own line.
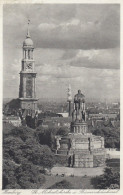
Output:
[3, 4, 120, 101]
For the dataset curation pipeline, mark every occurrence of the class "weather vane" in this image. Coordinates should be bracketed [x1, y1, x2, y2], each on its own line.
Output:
[27, 19, 31, 38]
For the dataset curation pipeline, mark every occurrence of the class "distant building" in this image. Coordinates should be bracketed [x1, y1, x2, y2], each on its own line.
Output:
[3, 116, 21, 127]
[39, 116, 72, 128]
[57, 112, 69, 118]
[89, 113, 117, 120]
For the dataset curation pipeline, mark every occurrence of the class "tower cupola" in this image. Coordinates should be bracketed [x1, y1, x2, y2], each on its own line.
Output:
[23, 20, 33, 48]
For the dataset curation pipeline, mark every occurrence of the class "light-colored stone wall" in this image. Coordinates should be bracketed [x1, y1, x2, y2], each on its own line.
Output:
[75, 143, 89, 149]
[93, 141, 102, 149]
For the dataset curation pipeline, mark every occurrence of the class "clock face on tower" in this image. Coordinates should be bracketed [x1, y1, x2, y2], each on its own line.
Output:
[26, 62, 32, 70]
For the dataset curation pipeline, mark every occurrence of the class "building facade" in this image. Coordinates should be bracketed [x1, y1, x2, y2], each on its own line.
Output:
[19, 24, 38, 116]
[3, 116, 21, 127]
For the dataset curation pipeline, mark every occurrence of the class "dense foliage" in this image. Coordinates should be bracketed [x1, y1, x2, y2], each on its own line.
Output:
[3, 123, 71, 189]
[92, 128, 120, 149]
[91, 165, 120, 189]
[49, 180, 73, 189]
[56, 127, 69, 136]
[3, 124, 57, 189]
[35, 125, 69, 148]
[89, 119, 120, 149]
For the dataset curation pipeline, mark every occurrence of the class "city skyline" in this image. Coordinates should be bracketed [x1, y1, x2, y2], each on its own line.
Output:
[3, 4, 120, 101]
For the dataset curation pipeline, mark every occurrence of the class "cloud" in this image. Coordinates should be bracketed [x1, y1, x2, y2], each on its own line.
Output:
[36, 63, 81, 79]
[68, 48, 120, 69]
[38, 23, 56, 31]
[60, 50, 78, 60]
[3, 4, 120, 51]
[3, 4, 120, 99]
[36, 63, 119, 100]
[34, 5, 119, 50]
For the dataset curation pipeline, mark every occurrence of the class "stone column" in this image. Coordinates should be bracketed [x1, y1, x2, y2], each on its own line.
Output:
[34, 77, 36, 98]
[32, 49, 33, 59]
[25, 50, 26, 59]
[32, 76, 34, 98]
[28, 50, 30, 59]
[23, 49, 24, 59]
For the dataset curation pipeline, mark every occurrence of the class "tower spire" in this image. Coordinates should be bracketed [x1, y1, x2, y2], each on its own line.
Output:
[26, 19, 31, 38]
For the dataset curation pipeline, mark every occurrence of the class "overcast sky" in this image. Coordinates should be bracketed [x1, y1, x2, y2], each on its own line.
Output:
[3, 4, 120, 101]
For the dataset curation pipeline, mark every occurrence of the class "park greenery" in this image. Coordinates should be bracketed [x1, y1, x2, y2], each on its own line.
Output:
[88, 119, 120, 149]
[3, 124, 54, 189]
[49, 180, 73, 189]
[3, 123, 70, 189]
[91, 167, 120, 189]
[3, 121, 120, 189]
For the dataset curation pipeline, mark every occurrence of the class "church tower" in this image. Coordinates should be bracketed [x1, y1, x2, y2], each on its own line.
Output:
[19, 21, 38, 116]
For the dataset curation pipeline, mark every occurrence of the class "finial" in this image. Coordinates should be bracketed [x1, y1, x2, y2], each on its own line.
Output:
[26, 19, 31, 38]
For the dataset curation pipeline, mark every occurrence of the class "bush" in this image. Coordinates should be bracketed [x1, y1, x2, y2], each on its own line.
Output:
[56, 127, 69, 136]
[91, 167, 120, 189]
[49, 180, 73, 189]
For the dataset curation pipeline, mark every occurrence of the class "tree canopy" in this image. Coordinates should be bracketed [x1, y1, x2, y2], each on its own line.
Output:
[91, 167, 120, 189]
[3, 125, 57, 189]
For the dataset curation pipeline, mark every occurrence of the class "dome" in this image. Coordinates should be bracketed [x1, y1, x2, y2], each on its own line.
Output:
[23, 37, 33, 47]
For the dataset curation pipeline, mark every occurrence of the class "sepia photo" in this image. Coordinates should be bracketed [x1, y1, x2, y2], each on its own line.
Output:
[2, 2, 120, 191]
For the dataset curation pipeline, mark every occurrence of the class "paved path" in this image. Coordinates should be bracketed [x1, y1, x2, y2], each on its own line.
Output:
[51, 166, 104, 177]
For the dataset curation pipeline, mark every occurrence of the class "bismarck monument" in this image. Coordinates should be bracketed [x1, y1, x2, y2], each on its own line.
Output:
[55, 90, 106, 168]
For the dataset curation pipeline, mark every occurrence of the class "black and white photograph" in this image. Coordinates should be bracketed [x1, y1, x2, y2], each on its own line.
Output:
[2, 1, 120, 191]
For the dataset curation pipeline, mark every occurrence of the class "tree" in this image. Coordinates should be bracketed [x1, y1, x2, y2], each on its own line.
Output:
[7, 126, 35, 142]
[23, 139, 56, 168]
[49, 180, 73, 189]
[35, 126, 51, 147]
[3, 159, 45, 189]
[3, 125, 56, 189]
[91, 167, 120, 189]
[16, 162, 45, 189]
[109, 184, 120, 189]
[91, 125, 120, 149]
[35, 126, 59, 148]
[57, 127, 69, 136]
